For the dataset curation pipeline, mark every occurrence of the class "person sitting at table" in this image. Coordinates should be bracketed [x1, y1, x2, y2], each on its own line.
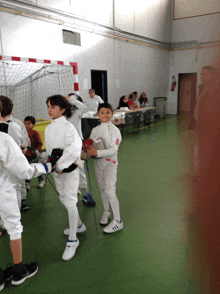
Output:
[127, 93, 139, 109]
[116, 96, 130, 110]
[139, 92, 150, 108]
[84, 89, 104, 113]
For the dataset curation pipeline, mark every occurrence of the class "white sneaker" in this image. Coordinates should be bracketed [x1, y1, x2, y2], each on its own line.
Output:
[103, 220, 123, 234]
[100, 211, 111, 225]
[62, 239, 79, 261]
[64, 223, 87, 236]
[37, 181, 45, 188]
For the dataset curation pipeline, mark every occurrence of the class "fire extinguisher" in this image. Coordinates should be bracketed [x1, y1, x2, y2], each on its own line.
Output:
[171, 75, 176, 91]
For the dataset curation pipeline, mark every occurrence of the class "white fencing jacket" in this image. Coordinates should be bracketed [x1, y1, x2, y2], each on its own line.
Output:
[84, 95, 104, 113]
[44, 116, 82, 172]
[90, 121, 122, 170]
[67, 95, 86, 140]
[0, 120, 23, 146]
[8, 115, 30, 147]
[0, 132, 48, 185]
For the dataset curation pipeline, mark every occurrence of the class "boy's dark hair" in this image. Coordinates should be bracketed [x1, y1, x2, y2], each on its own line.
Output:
[0, 96, 13, 118]
[24, 116, 36, 125]
[0, 100, 2, 113]
[46, 95, 71, 118]
[98, 102, 113, 113]
[133, 91, 137, 95]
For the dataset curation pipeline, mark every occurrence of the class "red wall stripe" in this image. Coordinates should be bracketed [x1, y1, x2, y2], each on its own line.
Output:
[44, 60, 51, 64]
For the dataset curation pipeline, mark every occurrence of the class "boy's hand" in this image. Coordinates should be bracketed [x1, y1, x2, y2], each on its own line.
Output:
[87, 146, 97, 157]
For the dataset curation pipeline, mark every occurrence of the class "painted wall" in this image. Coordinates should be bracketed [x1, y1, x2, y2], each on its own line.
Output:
[167, 0, 220, 114]
[22, 0, 171, 42]
[0, 0, 171, 116]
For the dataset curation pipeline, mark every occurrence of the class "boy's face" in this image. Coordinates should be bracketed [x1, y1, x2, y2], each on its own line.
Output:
[97, 107, 113, 123]
[24, 120, 35, 132]
[47, 101, 65, 119]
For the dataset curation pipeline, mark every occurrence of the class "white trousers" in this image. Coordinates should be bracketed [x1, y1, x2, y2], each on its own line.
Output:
[16, 179, 27, 209]
[95, 163, 121, 221]
[0, 183, 23, 240]
[53, 168, 79, 209]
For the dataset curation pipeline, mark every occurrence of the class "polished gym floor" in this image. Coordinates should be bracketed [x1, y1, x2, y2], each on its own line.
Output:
[1, 115, 204, 293]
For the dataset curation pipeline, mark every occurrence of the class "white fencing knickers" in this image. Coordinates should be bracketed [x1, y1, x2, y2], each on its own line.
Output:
[15, 178, 27, 209]
[53, 168, 80, 240]
[94, 162, 121, 222]
[79, 161, 88, 189]
[0, 184, 23, 240]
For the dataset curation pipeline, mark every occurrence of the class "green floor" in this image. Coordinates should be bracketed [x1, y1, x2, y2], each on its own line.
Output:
[1, 116, 201, 293]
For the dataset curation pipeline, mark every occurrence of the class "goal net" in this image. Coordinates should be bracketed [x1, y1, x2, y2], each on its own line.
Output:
[0, 60, 77, 120]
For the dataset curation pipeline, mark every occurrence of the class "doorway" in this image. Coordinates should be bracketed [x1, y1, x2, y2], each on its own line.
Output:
[178, 73, 197, 118]
[91, 70, 108, 102]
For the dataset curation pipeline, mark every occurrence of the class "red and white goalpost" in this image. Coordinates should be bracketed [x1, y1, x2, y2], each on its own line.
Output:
[0, 55, 79, 120]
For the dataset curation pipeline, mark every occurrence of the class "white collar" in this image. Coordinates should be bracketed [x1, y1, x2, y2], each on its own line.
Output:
[52, 116, 66, 123]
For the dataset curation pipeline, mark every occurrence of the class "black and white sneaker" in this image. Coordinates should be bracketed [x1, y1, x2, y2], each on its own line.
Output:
[21, 199, 30, 211]
[4, 264, 14, 283]
[0, 267, 4, 292]
[11, 263, 38, 286]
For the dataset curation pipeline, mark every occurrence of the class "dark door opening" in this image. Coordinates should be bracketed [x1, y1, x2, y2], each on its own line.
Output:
[91, 70, 108, 102]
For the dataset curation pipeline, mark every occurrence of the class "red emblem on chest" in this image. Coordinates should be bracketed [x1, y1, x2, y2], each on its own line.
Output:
[116, 139, 119, 145]
[106, 158, 111, 161]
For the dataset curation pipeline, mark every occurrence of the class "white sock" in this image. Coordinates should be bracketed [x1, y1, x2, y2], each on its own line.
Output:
[67, 207, 78, 241]
[109, 196, 121, 222]
[82, 188, 88, 196]
[101, 191, 109, 211]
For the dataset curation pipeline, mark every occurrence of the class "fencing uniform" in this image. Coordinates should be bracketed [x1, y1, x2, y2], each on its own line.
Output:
[0, 132, 50, 240]
[66, 96, 88, 190]
[84, 95, 104, 113]
[44, 116, 83, 258]
[8, 115, 30, 148]
[0, 120, 26, 208]
[90, 120, 122, 224]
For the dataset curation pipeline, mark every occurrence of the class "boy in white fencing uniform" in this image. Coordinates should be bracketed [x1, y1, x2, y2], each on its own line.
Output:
[66, 93, 96, 205]
[87, 103, 123, 233]
[0, 100, 53, 290]
[0, 96, 28, 211]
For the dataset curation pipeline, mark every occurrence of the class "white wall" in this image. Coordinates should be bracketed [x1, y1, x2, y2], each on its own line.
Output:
[167, 0, 220, 114]
[0, 7, 170, 112]
[18, 0, 171, 42]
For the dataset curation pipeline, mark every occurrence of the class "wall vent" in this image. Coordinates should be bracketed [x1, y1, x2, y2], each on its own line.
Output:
[62, 29, 81, 46]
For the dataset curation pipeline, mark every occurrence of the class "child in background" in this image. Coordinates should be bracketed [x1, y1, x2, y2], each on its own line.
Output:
[24, 116, 45, 191]
[44, 95, 86, 261]
[66, 93, 96, 205]
[87, 103, 123, 233]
